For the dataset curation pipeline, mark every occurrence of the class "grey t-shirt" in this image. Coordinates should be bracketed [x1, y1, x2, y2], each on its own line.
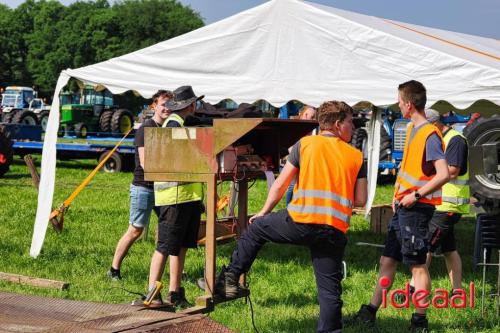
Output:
[422, 133, 445, 176]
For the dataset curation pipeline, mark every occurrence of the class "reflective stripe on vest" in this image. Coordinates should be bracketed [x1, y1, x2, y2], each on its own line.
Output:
[394, 122, 443, 205]
[288, 189, 353, 224]
[154, 113, 202, 206]
[436, 129, 470, 214]
[287, 135, 363, 233]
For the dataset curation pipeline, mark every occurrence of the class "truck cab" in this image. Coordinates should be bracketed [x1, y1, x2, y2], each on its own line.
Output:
[1, 87, 35, 113]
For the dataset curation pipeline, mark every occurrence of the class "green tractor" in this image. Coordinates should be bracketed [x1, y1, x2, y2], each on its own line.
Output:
[60, 86, 133, 138]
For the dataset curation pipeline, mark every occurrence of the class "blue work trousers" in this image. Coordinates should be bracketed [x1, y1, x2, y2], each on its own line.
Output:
[227, 209, 346, 333]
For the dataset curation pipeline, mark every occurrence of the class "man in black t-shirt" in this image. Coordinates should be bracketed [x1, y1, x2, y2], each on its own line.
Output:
[424, 109, 469, 293]
[107, 90, 173, 280]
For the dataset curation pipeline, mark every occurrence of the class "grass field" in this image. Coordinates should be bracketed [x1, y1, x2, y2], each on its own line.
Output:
[1, 158, 500, 332]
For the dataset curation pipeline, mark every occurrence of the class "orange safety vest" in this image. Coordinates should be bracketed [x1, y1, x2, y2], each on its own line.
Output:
[288, 135, 363, 233]
[394, 122, 443, 205]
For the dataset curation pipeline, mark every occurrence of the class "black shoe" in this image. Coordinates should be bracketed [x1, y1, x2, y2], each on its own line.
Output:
[166, 287, 192, 309]
[409, 313, 429, 333]
[347, 304, 376, 327]
[107, 268, 122, 281]
[214, 265, 249, 300]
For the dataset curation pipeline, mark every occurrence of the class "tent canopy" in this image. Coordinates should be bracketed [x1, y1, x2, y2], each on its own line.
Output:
[32, 0, 500, 258]
[62, 0, 500, 113]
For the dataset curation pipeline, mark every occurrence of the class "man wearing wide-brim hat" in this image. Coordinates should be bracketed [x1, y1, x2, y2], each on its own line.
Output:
[147, 85, 204, 309]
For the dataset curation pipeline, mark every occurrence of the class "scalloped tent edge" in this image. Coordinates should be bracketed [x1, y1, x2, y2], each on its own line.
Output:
[31, 0, 500, 257]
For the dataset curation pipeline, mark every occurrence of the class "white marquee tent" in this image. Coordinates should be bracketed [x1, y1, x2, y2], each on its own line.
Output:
[32, 0, 500, 257]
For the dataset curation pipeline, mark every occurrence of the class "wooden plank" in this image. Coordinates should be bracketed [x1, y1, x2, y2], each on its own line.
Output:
[369, 204, 393, 234]
[205, 174, 217, 297]
[0, 272, 69, 290]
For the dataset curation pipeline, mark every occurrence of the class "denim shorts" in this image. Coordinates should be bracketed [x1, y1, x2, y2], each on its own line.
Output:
[129, 184, 157, 228]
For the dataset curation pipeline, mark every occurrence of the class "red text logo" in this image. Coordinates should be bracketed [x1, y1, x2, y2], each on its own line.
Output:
[379, 276, 475, 309]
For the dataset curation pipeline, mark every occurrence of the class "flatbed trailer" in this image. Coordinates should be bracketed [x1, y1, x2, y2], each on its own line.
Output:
[1, 123, 135, 173]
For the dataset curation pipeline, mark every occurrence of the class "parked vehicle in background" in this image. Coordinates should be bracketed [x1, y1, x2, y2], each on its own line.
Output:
[0, 86, 39, 126]
[59, 86, 133, 138]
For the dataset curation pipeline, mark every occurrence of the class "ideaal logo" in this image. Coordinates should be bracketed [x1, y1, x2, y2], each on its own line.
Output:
[379, 276, 475, 309]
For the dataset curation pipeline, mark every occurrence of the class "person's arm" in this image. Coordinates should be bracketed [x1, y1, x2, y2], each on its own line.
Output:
[399, 158, 449, 208]
[138, 146, 145, 169]
[399, 133, 450, 208]
[354, 178, 367, 208]
[445, 135, 467, 179]
[135, 124, 145, 169]
[448, 165, 461, 179]
[249, 161, 298, 223]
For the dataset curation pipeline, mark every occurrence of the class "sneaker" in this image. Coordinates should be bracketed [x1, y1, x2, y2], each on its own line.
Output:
[408, 313, 429, 333]
[107, 268, 122, 281]
[214, 266, 249, 300]
[347, 304, 376, 327]
[166, 287, 192, 309]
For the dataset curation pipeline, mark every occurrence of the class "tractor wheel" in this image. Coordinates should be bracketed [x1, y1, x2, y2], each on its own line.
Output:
[464, 115, 500, 212]
[350, 128, 367, 152]
[37, 110, 50, 131]
[2, 110, 19, 123]
[12, 110, 39, 126]
[0, 125, 14, 178]
[75, 122, 89, 138]
[111, 109, 133, 135]
[98, 151, 123, 173]
[99, 110, 114, 134]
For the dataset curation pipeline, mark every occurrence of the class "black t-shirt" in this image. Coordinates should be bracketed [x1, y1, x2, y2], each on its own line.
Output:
[132, 119, 160, 188]
[444, 130, 468, 175]
[288, 136, 367, 179]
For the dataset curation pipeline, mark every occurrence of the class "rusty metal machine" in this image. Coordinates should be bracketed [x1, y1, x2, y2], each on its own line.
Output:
[144, 118, 317, 312]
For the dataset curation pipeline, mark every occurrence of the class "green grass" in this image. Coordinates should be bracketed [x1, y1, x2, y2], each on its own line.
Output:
[1, 158, 499, 332]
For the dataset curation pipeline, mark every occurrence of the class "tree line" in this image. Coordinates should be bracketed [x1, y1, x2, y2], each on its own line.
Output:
[0, 0, 204, 96]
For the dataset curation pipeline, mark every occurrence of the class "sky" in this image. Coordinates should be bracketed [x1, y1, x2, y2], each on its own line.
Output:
[2, 0, 499, 39]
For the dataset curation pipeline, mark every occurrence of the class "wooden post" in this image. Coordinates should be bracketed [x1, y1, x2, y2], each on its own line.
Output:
[205, 174, 217, 296]
[228, 181, 238, 217]
[0, 272, 69, 290]
[24, 155, 40, 189]
[237, 180, 249, 236]
[237, 180, 248, 286]
[24, 155, 62, 232]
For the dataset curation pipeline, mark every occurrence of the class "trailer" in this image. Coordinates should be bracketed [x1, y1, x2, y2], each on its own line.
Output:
[0, 123, 135, 176]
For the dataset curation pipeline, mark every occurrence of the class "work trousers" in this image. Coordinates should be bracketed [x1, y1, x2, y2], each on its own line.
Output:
[228, 209, 346, 333]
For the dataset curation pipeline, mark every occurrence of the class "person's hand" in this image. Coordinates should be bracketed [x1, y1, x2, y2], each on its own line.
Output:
[392, 197, 397, 213]
[249, 211, 266, 224]
[399, 192, 417, 208]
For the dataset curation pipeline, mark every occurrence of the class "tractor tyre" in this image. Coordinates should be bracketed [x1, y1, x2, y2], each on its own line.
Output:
[464, 115, 500, 212]
[111, 109, 133, 135]
[350, 128, 367, 152]
[12, 110, 39, 126]
[98, 151, 123, 173]
[0, 125, 14, 178]
[37, 110, 50, 131]
[2, 109, 19, 123]
[75, 122, 89, 138]
[99, 110, 114, 134]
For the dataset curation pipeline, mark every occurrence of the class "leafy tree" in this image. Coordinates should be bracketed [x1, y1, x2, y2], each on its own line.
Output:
[4, 0, 204, 95]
